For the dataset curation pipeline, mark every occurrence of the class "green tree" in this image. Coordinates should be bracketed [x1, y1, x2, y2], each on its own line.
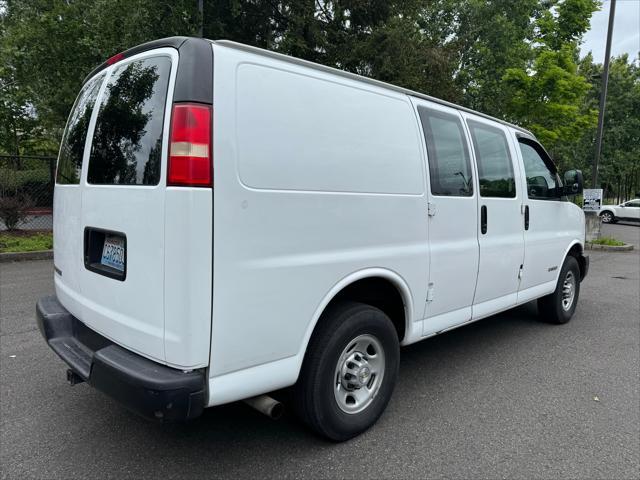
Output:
[1, 0, 635, 195]
[0, 0, 199, 155]
[500, 0, 599, 166]
[590, 55, 640, 200]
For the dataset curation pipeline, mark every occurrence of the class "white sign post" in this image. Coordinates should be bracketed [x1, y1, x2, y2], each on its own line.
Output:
[583, 188, 603, 242]
[583, 188, 603, 212]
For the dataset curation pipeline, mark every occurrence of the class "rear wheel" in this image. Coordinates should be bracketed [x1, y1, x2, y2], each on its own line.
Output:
[538, 256, 581, 324]
[294, 302, 399, 441]
[600, 210, 615, 223]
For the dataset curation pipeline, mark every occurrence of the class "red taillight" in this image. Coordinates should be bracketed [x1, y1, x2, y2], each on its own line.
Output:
[167, 103, 212, 187]
[106, 52, 124, 65]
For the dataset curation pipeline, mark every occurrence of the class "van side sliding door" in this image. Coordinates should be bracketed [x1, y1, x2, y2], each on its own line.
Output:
[462, 115, 525, 319]
[411, 100, 479, 334]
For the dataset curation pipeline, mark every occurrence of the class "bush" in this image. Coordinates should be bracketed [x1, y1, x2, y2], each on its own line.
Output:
[0, 194, 34, 230]
[0, 168, 50, 191]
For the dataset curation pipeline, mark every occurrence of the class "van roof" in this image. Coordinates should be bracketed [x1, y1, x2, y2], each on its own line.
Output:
[87, 36, 533, 137]
[213, 40, 534, 137]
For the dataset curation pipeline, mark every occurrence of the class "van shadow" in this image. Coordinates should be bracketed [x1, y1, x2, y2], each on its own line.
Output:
[85, 301, 549, 469]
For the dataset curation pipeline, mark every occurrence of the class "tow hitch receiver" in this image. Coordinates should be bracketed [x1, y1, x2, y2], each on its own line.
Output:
[67, 369, 85, 386]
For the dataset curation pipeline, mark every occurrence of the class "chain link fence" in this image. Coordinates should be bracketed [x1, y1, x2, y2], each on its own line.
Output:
[0, 155, 56, 231]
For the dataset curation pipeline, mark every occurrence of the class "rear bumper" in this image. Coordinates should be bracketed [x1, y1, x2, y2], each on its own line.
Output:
[36, 295, 206, 421]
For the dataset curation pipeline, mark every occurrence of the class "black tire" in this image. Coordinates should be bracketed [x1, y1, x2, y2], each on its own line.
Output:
[294, 301, 400, 441]
[537, 255, 581, 324]
[600, 210, 616, 223]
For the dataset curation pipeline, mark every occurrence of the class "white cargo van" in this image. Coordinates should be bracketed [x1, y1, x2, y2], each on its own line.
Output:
[38, 36, 589, 441]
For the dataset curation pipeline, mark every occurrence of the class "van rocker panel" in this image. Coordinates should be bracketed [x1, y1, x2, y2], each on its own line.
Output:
[36, 295, 206, 422]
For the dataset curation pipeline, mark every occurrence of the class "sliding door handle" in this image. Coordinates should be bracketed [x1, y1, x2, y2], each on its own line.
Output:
[524, 205, 530, 230]
[481, 205, 487, 234]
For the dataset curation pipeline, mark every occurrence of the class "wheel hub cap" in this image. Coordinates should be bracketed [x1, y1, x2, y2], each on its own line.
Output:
[562, 271, 576, 311]
[334, 334, 385, 414]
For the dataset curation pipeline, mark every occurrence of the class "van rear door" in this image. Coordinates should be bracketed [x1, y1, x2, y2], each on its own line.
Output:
[77, 49, 176, 363]
[54, 39, 214, 370]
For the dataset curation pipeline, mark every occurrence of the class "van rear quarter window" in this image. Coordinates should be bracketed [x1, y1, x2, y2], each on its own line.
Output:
[56, 74, 105, 184]
[87, 56, 171, 185]
[235, 64, 423, 195]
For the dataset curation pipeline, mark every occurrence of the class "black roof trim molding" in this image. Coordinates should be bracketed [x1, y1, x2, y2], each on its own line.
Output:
[83, 36, 213, 105]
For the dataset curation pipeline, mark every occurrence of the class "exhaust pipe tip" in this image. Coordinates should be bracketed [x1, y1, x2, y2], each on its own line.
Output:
[243, 394, 284, 420]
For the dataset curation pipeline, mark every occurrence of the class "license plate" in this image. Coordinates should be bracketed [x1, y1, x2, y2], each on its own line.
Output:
[101, 235, 125, 272]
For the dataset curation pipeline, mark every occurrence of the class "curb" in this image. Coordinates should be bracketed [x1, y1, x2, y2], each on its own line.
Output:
[0, 250, 53, 263]
[585, 243, 634, 251]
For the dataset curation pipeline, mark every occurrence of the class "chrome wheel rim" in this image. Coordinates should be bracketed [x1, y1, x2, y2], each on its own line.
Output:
[602, 212, 612, 223]
[562, 271, 576, 311]
[334, 334, 385, 414]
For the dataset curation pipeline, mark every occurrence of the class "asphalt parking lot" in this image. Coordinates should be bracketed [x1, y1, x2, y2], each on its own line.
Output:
[1, 224, 638, 479]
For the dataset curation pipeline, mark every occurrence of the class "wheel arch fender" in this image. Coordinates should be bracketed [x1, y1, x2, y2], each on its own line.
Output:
[293, 268, 414, 380]
[557, 239, 586, 283]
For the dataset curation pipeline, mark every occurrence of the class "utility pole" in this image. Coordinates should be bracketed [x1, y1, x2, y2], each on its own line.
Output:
[585, 0, 616, 242]
[592, 0, 616, 188]
[198, 0, 204, 38]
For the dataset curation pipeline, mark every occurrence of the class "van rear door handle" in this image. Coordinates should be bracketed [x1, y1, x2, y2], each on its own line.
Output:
[524, 205, 530, 230]
[481, 205, 487, 234]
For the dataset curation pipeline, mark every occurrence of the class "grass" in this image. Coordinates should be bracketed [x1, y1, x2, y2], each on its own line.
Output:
[0, 231, 53, 253]
[589, 236, 625, 247]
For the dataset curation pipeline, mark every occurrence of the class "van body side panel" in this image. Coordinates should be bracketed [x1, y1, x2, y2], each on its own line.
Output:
[210, 44, 428, 381]
[518, 198, 584, 293]
[163, 187, 212, 368]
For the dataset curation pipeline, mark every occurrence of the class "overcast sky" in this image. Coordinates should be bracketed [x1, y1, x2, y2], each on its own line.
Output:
[580, 0, 640, 63]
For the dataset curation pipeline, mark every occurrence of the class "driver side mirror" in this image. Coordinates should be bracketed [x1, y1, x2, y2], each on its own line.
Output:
[563, 169, 583, 196]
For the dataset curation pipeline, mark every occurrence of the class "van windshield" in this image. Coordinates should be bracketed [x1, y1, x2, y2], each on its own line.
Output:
[87, 56, 171, 185]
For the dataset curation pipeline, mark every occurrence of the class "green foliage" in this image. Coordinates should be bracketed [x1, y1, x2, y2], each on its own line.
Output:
[501, 0, 599, 161]
[594, 56, 640, 201]
[0, 168, 49, 190]
[0, 231, 53, 252]
[589, 237, 625, 246]
[0, 0, 636, 199]
[0, 0, 200, 155]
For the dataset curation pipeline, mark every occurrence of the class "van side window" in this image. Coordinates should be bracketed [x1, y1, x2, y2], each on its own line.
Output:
[467, 121, 516, 198]
[518, 140, 560, 200]
[56, 74, 105, 184]
[418, 107, 473, 196]
[87, 56, 171, 185]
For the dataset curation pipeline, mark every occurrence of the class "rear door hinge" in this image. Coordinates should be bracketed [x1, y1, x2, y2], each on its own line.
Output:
[426, 282, 435, 303]
[518, 264, 523, 280]
[428, 202, 436, 217]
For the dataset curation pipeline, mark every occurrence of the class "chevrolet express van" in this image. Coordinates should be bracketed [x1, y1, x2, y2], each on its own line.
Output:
[37, 36, 589, 441]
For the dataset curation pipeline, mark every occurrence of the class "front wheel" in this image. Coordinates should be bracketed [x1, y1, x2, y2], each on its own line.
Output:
[538, 256, 581, 324]
[294, 302, 399, 441]
[600, 211, 616, 223]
